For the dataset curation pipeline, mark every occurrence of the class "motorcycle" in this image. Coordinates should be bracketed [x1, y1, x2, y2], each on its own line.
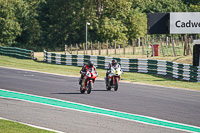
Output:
[80, 69, 98, 94]
[105, 65, 123, 91]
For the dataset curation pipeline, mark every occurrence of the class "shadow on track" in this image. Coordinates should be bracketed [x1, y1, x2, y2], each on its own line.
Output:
[51, 89, 111, 95]
[92, 90, 111, 92]
[51, 92, 82, 95]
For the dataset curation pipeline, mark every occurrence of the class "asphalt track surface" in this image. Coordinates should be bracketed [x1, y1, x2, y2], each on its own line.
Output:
[0, 66, 200, 133]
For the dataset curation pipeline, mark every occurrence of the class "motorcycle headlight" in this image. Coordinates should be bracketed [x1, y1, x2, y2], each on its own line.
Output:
[115, 70, 118, 74]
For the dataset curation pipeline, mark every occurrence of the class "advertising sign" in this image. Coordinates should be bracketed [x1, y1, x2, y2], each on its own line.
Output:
[170, 12, 200, 34]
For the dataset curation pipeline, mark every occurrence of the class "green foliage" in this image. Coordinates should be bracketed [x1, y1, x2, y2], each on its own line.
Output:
[97, 17, 128, 42]
[0, 0, 42, 50]
[181, 0, 200, 6]
[95, 0, 132, 42]
[0, 0, 199, 51]
[189, 3, 200, 12]
[131, 0, 188, 13]
[126, 8, 147, 39]
[38, 0, 86, 50]
[0, 0, 22, 45]
[15, 0, 42, 50]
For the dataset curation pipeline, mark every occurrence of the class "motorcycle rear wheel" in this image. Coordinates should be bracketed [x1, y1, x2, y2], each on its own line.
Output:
[106, 84, 111, 91]
[80, 87, 85, 94]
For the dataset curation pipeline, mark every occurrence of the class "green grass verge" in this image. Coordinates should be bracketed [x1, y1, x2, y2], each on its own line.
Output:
[0, 55, 200, 90]
[0, 119, 55, 133]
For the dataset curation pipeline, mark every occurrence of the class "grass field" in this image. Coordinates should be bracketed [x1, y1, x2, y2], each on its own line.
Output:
[63, 42, 193, 64]
[0, 119, 55, 133]
[0, 55, 199, 90]
[39, 44, 193, 65]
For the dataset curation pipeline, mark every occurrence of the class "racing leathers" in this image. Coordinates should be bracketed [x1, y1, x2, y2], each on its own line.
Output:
[79, 64, 97, 85]
[106, 62, 120, 84]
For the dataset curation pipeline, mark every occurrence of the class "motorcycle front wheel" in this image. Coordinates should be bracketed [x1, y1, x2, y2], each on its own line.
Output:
[87, 81, 93, 94]
[114, 78, 119, 91]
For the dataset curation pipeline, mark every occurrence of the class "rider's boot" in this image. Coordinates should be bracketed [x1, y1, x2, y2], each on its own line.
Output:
[106, 73, 109, 85]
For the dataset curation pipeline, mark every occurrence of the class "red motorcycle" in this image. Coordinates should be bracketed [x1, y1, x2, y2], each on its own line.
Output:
[80, 69, 98, 94]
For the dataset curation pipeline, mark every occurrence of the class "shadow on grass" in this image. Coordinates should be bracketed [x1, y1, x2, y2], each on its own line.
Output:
[171, 56, 184, 62]
[153, 80, 165, 81]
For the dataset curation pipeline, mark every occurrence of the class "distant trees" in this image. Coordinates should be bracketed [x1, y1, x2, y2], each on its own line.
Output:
[0, 0, 41, 50]
[0, 0, 200, 51]
[0, 0, 23, 46]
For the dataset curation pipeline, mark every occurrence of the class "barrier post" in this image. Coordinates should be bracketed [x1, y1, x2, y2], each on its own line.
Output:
[172, 37, 176, 57]
[91, 41, 93, 55]
[106, 40, 108, 55]
[123, 40, 125, 55]
[65, 45, 67, 54]
[132, 39, 135, 55]
[76, 43, 78, 55]
[114, 40, 116, 55]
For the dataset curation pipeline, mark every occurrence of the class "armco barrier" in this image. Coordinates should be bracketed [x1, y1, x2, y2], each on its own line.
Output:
[0, 46, 34, 59]
[44, 50, 200, 82]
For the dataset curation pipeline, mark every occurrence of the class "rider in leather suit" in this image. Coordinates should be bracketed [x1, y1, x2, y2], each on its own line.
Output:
[79, 60, 97, 85]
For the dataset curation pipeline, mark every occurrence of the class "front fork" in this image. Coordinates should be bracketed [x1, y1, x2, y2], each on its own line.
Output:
[113, 76, 116, 84]
[113, 76, 120, 84]
[87, 79, 93, 86]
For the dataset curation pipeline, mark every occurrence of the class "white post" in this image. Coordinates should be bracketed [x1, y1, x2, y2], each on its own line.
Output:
[166, 36, 168, 45]
[86, 23, 87, 54]
[147, 34, 149, 57]
[138, 37, 140, 47]
[86, 22, 90, 54]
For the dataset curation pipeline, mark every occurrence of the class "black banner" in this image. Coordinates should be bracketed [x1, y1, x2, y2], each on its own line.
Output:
[147, 13, 169, 34]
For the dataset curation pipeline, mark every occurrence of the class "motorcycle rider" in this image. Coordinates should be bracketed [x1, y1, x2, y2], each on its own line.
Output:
[79, 60, 97, 85]
[106, 59, 119, 84]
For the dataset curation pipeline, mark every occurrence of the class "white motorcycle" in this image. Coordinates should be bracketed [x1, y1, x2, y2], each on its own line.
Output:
[105, 65, 123, 91]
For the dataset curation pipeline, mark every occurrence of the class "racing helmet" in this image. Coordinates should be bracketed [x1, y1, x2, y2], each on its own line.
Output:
[111, 59, 117, 67]
[88, 60, 94, 68]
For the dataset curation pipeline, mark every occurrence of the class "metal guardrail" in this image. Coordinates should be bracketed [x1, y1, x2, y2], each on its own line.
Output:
[44, 50, 200, 82]
[0, 46, 34, 59]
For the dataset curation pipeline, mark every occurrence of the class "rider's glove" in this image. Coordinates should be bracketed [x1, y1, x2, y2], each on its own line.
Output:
[80, 71, 86, 75]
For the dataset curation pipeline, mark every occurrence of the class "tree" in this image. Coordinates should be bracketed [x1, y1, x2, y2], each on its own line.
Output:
[38, 0, 87, 50]
[97, 17, 127, 42]
[91, 0, 132, 42]
[0, 0, 22, 46]
[126, 8, 147, 39]
[2, 0, 199, 51]
[15, 0, 42, 50]
[130, 0, 188, 13]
